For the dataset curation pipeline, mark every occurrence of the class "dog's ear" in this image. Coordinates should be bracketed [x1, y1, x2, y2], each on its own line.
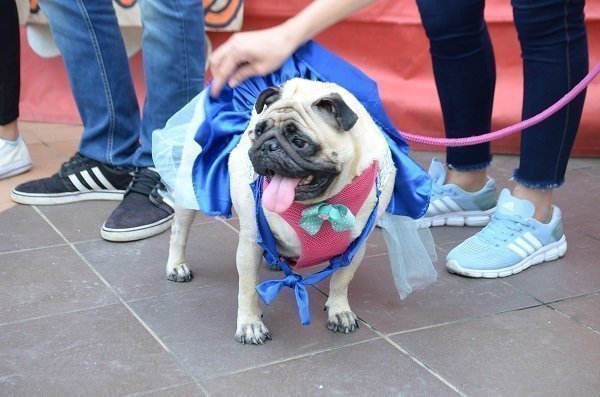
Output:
[255, 87, 282, 114]
[312, 92, 359, 131]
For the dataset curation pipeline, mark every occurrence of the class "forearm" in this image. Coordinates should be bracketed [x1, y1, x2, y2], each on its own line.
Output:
[279, 0, 379, 48]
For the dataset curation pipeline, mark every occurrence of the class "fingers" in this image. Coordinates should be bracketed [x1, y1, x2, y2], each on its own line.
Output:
[227, 63, 257, 89]
[210, 50, 241, 98]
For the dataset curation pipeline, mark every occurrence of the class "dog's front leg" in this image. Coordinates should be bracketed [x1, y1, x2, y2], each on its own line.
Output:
[325, 244, 366, 333]
[165, 206, 196, 282]
[235, 237, 271, 344]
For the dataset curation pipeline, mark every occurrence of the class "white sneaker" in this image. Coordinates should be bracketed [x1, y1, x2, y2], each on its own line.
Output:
[0, 137, 32, 179]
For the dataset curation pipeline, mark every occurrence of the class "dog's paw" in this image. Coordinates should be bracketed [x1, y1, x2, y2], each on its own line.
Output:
[166, 263, 193, 282]
[235, 321, 272, 345]
[326, 311, 359, 334]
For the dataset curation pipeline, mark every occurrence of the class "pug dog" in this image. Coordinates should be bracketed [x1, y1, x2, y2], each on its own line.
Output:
[165, 78, 396, 344]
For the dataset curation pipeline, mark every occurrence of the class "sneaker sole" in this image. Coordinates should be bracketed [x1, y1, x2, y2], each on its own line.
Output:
[11, 189, 125, 205]
[100, 213, 175, 242]
[0, 162, 32, 180]
[418, 208, 496, 228]
[446, 235, 567, 278]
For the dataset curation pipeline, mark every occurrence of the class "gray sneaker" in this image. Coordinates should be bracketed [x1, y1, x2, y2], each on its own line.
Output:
[418, 158, 497, 228]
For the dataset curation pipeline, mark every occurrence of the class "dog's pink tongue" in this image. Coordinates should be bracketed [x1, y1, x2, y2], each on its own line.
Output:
[263, 174, 301, 213]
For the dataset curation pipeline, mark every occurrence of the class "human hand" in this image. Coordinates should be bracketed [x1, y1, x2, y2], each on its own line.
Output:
[209, 26, 299, 98]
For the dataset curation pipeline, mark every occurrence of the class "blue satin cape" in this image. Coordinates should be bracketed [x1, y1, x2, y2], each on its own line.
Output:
[191, 40, 431, 219]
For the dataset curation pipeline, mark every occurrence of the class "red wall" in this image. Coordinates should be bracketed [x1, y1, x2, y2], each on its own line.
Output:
[19, 0, 600, 155]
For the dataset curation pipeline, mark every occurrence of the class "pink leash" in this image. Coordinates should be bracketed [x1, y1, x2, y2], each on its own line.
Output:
[398, 64, 600, 147]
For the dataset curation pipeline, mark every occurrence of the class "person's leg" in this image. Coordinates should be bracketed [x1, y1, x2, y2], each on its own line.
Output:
[446, 0, 588, 278]
[415, 0, 498, 227]
[101, 0, 205, 242]
[38, 0, 140, 166]
[11, 0, 135, 203]
[133, 0, 205, 167]
[511, 0, 588, 221]
[0, 0, 32, 179]
[0, 0, 20, 131]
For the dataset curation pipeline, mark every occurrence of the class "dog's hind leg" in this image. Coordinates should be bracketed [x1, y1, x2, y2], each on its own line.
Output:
[325, 244, 365, 334]
[166, 206, 196, 282]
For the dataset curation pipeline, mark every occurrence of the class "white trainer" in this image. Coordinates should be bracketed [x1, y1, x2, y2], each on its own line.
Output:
[0, 137, 32, 180]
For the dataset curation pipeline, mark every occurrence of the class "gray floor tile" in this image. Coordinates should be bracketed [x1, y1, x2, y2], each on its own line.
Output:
[204, 338, 457, 396]
[550, 293, 600, 332]
[128, 277, 380, 381]
[75, 221, 240, 302]
[0, 304, 194, 396]
[36, 201, 118, 243]
[503, 232, 600, 302]
[0, 245, 117, 324]
[392, 306, 600, 396]
[325, 254, 540, 334]
[364, 226, 390, 257]
[126, 383, 206, 397]
[0, 205, 64, 253]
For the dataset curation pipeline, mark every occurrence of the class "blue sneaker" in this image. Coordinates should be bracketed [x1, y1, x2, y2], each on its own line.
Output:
[446, 189, 567, 278]
[418, 158, 497, 228]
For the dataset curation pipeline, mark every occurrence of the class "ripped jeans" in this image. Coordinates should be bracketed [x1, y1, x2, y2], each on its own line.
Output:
[416, 0, 588, 188]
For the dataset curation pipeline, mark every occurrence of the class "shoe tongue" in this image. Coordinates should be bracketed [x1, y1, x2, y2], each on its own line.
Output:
[262, 174, 302, 213]
[496, 189, 535, 218]
[427, 158, 446, 184]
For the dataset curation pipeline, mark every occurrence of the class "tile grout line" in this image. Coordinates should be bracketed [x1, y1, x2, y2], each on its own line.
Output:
[0, 303, 119, 328]
[362, 322, 467, 397]
[0, 241, 71, 256]
[123, 381, 199, 397]
[386, 302, 546, 338]
[31, 206, 211, 396]
[548, 305, 600, 336]
[202, 336, 384, 381]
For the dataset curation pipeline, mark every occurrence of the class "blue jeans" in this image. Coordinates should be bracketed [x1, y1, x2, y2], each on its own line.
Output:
[38, 0, 205, 168]
[416, 0, 588, 188]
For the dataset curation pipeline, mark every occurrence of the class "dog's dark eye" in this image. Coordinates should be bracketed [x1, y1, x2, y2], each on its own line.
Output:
[284, 123, 296, 134]
[292, 137, 307, 149]
[255, 121, 267, 136]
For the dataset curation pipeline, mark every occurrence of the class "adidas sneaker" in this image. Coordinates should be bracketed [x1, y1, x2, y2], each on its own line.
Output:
[101, 168, 175, 242]
[446, 189, 567, 278]
[418, 158, 497, 228]
[11, 153, 132, 205]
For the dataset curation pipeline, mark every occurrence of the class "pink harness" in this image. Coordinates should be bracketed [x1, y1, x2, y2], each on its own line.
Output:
[263, 163, 378, 269]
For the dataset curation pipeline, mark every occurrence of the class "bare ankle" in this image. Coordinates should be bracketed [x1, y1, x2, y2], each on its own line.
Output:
[445, 168, 488, 193]
[512, 185, 553, 222]
[0, 120, 19, 141]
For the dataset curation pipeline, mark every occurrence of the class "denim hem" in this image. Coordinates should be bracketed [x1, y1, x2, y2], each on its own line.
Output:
[512, 171, 562, 190]
[447, 160, 491, 172]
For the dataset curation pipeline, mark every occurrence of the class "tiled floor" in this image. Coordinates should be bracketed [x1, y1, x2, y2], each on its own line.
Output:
[1, 122, 599, 396]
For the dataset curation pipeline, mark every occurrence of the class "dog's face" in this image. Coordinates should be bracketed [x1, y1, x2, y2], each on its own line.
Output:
[248, 79, 363, 213]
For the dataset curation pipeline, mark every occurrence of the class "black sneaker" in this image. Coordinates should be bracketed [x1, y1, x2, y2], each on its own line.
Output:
[11, 153, 133, 205]
[100, 168, 175, 242]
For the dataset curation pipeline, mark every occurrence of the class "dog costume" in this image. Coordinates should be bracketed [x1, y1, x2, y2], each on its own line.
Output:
[153, 41, 437, 324]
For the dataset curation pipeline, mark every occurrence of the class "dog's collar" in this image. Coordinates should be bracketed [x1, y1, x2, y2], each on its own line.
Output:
[251, 163, 381, 325]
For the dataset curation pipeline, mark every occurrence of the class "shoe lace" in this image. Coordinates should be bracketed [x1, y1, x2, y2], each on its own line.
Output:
[128, 169, 163, 197]
[60, 153, 96, 175]
[477, 213, 529, 246]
